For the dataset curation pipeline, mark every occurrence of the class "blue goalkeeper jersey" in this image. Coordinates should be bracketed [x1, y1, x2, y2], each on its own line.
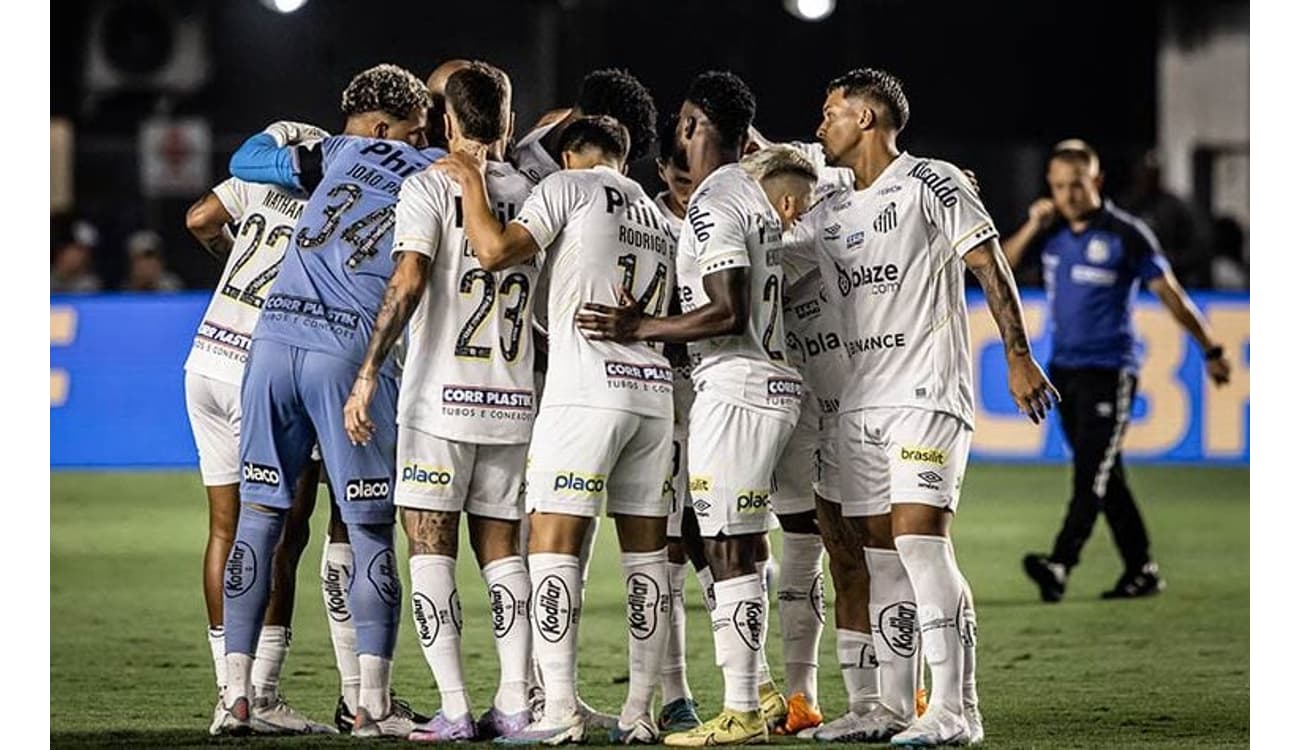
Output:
[240, 135, 443, 374]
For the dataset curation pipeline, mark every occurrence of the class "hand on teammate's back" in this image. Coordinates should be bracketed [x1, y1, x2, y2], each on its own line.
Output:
[576, 287, 643, 342]
[431, 150, 486, 189]
[1007, 353, 1060, 424]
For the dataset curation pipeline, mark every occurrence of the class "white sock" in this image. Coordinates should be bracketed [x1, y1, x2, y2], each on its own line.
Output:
[778, 532, 825, 702]
[864, 547, 918, 720]
[251, 625, 291, 701]
[410, 555, 470, 718]
[894, 535, 966, 717]
[225, 652, 253, 706]
[482, 555, 532, 714]
[529, 553, 581, 719]
[755, 561, 773, 687]
[661, 561, 692, 705]
[621, 549, 670, 724]
[960, 576, 979, 711]
[836, 628, 879, 714]
[578, 518, 600, 586]
[359, 654, 393, 718]
[696, 566, 717, 612]
[207, 626, 227, 692]
[321, 539, 361, 712]
[711, 574, 765, 712]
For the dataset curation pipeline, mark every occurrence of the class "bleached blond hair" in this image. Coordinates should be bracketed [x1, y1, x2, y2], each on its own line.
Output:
[740, 144, 818, 185]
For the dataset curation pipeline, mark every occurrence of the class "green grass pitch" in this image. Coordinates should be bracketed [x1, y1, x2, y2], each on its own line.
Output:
[51, 464, 1247, 748]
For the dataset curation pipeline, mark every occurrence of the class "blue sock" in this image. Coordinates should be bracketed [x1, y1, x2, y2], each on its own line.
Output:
[348, 523, 401, 658]
[223, 505, 286, 655]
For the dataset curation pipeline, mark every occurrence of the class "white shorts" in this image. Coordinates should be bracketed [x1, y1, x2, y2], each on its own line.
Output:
[688, 393, 796, 537]
[666, 426, 689, 537]
[772, 398, 818, 516]
[837, 407, 972, 517]
[184, 371, 241, 486]
[812, 414, 843, 505]
[526, 405, 673, 519]
[394, 426, 527, 520]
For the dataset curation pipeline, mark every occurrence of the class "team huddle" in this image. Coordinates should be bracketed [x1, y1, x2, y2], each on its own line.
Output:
[182, 59, 1057, 747]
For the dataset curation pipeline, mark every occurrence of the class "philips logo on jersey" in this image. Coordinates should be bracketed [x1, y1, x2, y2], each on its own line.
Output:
[900, 446, 947, 465]
[736, 490, 771, 512]
[554, 472, 606, 495]
[345, 477, 390, 502]
[834, 260, 902, 297]
[909, 161, 960, 208]
[242, 462, 280, 487]
[847, 333, 906, 357]
[442, 385, 534, 410]
[400, 463, 454, 488]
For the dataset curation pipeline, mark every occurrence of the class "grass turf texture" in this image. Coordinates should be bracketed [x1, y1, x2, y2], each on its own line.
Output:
[51, 465, 1247, 748]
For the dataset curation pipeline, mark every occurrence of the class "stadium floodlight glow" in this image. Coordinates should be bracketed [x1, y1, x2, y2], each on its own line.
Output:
[785, 0, 836, 22]
[261, 0, 309, 14]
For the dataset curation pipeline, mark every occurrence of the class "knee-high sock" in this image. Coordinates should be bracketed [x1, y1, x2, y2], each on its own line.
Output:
[779, 532, 825, 702]
[755, 564, 773, 687]
[894, 535, 966, 717]
[349, 523, 401, 718]
[320, 538, 361, 712]
[411, 555, 470, 718]
[836, 628, 879, 714]
[223, 506, 285, 705]
[578, 518, 600, 587]
[661, 561, 692, 704]
[621, 549, 671, 724]
[696, 566, 717, 612]
[530, 553, 582, 719]
[252, 625, 291, 701]
[207, 626, 227, 693]
[711, 575, 766, 712]
[959, 575, 978, 711]
[482, 555, 532, 714]
[864, 547, 918, 720]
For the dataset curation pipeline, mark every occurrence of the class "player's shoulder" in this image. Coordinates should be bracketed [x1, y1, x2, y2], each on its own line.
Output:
[692, 164, 760, 209]
[485, 160, 534, 197]
[1101, 200, 1161, 252]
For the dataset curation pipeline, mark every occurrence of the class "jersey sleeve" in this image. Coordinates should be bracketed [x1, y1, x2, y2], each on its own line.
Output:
[211, 177, 252, 222]
[918, 160, 999, 257]
[392, 173, 444, 260]
[686, 184, 750, 274]
[512, 172, 583, 250]
[1126, 217, 1173, 283]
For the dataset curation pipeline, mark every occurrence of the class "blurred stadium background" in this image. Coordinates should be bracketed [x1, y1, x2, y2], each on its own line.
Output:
[50, 0, 1249, 746]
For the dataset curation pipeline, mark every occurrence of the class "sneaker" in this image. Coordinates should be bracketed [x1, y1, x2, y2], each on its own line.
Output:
[252, 694, 337, 734]
[664, 707, 768, 747]
[335, 691, 429, 734]
[409, 710, 477, 742]
[758, 680, 788, 731]
[1022, 553, 1067, 603]
[494, 712, 586, 746]
[208, 693, 225, 736]
[814, 704, 908, 743]
[776, 692, 822, 735]
[658, 697, 703, 733]
[890, 707, 971, 747]
[477, 705, 533, 740]
[527, 685, 546, 722]
[610, 714, 659, 744]
[964, 704, 984, 745]
[1102, 562, 1166, 599]
[212, 695, 253, 737]
[354, 705, 421, 739]
[577, 696, 619, 731]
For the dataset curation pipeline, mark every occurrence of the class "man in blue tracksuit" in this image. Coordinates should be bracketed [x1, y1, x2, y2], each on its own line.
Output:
[1002, 140, 1232, 602]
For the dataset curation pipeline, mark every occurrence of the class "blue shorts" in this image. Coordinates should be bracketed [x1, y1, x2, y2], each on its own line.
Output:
[239, 338, 398, 525]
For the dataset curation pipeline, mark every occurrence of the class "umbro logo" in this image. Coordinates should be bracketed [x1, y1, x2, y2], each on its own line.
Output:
[873, 202, 898, 234]
[917, 471, 944, 490]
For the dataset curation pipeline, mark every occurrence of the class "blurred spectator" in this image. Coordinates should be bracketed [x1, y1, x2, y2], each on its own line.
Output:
[1210, 215, 1248, 290]
[122, 230, 183, 292]
[1120, 150, 1212, 288]
[51, 220, 104, 294]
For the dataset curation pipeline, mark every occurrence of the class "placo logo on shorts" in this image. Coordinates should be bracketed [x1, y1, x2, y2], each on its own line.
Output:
[534, 574, 574, 643]
[400, 463, 454, 488]
[553, 472, 606, 495]
[346, 477, 390, 502]
[736, 490, 770, 512]
[626, 572, 663, 641]
[224, 541, 257, 598]
[899, 446, 947, 465]
[689, 476, 712, 494]
[242, 462, 280, 487]
[878, 600, 919, 657]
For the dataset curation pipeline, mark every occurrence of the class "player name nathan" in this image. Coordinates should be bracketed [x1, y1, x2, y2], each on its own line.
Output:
[441, 385, 534, 409]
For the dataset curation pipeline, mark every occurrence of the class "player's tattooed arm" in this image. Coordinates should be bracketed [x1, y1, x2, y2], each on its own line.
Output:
[964, 239, 1060, 423]
[577, 268, 749, 343]
[343, 252, 430, 445]
[184, 192, 235, 261]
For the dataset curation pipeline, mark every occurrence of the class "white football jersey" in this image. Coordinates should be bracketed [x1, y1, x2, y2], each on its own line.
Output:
[654, 190, 695, 427]
[797, 152, 998, 427]
[392, 161, 540, 444]
[184, 177, 304, 386]
[513, 121, 562, 185]
[782, 271, 849, 420]
[677, 164, 802, 422]
[514, 165, 675, 418]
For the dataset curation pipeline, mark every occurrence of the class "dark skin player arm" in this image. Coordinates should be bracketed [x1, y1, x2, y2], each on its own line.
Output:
[575, 267, 748, 343]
